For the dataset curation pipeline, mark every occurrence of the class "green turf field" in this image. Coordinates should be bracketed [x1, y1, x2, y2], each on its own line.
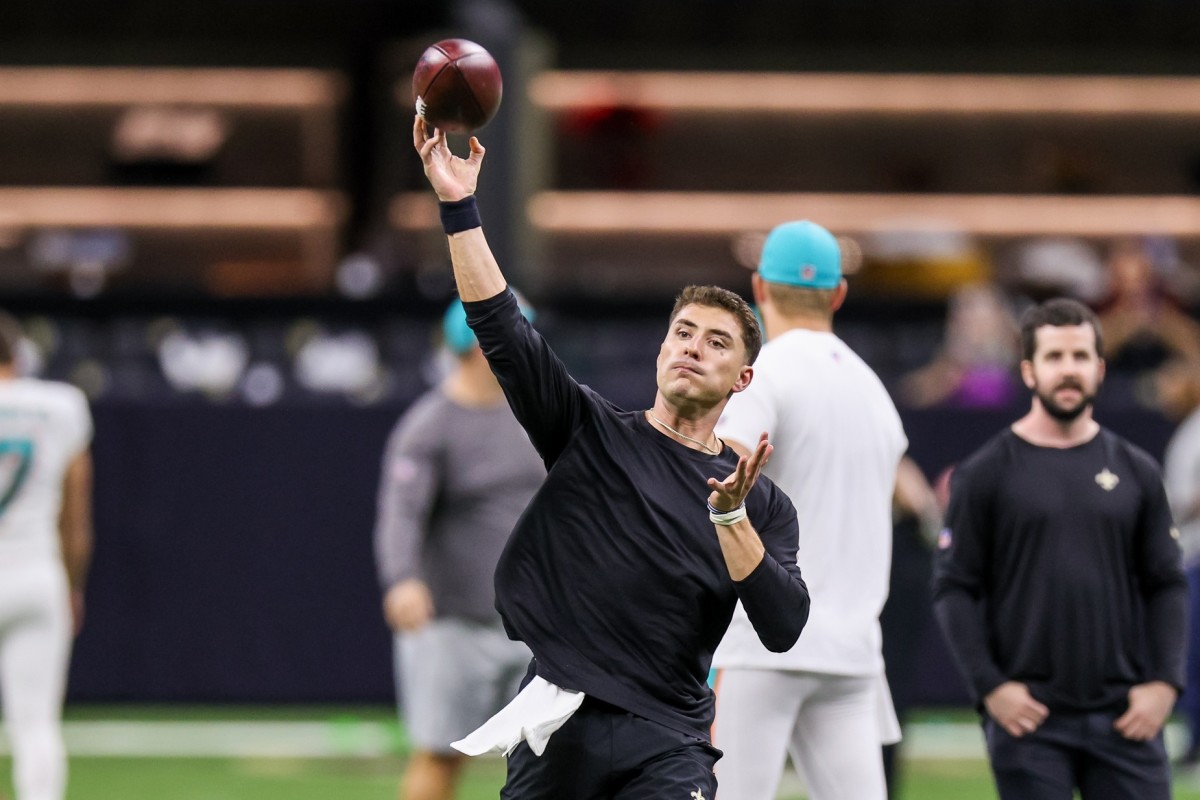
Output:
[4, 707, 1200, 799]
[4, 756, 1199, 800]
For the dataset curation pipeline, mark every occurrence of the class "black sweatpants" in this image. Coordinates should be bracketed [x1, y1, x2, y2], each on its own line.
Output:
[501, 696, 722, 800]
[984, 710, 1171, 800]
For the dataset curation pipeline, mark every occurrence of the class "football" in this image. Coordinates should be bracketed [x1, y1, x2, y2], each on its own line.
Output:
[412, 39, 503, 134]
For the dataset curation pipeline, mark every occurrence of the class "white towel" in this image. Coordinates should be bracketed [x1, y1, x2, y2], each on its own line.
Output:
[452, 675, 586, 757]
[876, 671, 902, 746]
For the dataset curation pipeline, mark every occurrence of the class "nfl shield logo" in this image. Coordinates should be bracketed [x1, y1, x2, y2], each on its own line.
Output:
[937, 528, 953, 550]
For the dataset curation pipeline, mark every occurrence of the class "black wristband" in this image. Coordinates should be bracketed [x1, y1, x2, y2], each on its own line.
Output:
[439, 195, 482, 234]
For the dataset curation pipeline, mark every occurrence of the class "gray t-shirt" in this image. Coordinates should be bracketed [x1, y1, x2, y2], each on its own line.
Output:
[374, 388, 546, 623]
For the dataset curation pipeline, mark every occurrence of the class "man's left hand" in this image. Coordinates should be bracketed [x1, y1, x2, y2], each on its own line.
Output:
[707, 432, 771, 511]
[1114, 681, 1177, 741]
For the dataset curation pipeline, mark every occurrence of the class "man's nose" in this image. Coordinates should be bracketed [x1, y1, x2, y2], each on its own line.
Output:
[1060, 365, 1084, 383]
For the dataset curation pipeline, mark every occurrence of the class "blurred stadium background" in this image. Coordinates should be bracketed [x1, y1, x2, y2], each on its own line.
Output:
[3, 0, 1200, 797]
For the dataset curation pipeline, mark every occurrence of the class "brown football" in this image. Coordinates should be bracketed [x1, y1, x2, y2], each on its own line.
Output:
[412, 39, 503, 134]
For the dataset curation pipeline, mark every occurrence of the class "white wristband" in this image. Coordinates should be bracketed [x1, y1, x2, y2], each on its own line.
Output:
[708, 504, 748, 526]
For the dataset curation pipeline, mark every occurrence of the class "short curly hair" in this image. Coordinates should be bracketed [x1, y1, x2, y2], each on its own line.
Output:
[669, 285, 762, 365]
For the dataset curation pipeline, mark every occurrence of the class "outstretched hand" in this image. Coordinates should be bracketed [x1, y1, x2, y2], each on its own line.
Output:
[707, 432, 772, 512]
[412, 115, 485, 202]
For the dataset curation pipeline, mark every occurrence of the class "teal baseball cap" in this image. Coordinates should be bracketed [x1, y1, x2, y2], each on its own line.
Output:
[757, 220, 842, 289]
[442, 293, 536, 355]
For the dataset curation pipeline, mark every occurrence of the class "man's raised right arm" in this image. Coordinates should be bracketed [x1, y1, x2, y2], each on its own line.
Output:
[414, 115, 587, 462]
[412, 116, 506, 303]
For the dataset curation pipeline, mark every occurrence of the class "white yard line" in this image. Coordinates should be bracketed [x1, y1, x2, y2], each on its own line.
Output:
[0, 719, 1187, 760]
[0, 720, 398, 759]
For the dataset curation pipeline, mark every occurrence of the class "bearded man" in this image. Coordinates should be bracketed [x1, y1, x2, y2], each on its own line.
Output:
[934, 297, 1186, 800]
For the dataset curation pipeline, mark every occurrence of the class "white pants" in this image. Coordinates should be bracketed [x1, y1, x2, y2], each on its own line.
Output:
[712, 669, 892, 800]
[0, 557, 71, 800]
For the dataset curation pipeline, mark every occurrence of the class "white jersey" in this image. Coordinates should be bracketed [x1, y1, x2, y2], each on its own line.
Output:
[0, 378, 92, 560]
[714, 329, 906, 675]
[1163, 404, 1200, 567]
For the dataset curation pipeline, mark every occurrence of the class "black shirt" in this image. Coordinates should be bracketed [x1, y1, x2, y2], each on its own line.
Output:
[466, 289, 810, 740]
[933, 427, 1187, 713]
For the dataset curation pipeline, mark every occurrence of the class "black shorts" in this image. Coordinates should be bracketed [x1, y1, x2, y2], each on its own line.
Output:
[984, 710, 1170, 800]
[501, 695, 722, 800]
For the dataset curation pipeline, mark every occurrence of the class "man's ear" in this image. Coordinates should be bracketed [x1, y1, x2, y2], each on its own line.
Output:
[830, 279, 848, 312]
[1020, 359, 1035, 389]
[731, 365, 754, 395]
[751, 273, 767, 306]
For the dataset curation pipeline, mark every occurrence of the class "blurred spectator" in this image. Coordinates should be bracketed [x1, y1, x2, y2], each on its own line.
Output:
[1096, 238, 1200, 375]
[1007, 237, 1107, 303]
[157, 328, 249, 399]
[1154, 358, 1200, 766]
[293, 328, 384, 402]
[897, 282, 1021, 409]
[857, 228, 990, 300]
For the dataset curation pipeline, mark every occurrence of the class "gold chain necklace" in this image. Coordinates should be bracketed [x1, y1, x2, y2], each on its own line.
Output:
[647, 411, 720, 455]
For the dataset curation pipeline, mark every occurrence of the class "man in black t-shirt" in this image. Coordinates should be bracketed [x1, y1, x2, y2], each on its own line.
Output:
[412, 119, 810, 799]
[934, 298, 1186, 800]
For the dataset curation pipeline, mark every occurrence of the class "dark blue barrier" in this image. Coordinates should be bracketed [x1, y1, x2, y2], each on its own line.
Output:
[68, 398, 1177, 705]
[72, 402, 402, 702]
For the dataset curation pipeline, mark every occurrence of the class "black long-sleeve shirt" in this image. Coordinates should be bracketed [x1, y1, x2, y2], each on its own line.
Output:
[465, 289, 810, 740]
[933, 428, 1187, 713]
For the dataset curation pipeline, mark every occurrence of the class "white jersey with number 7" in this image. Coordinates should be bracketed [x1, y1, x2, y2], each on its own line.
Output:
[0, 378, 92, 559]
